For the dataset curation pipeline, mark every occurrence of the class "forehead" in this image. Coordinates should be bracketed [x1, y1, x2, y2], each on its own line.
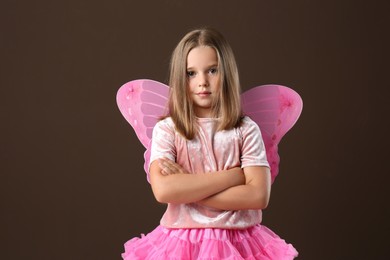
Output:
[187, 46, 218, 67]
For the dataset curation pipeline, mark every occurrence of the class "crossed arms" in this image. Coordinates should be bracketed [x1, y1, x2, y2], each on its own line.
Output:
[149, 158, 271, 211]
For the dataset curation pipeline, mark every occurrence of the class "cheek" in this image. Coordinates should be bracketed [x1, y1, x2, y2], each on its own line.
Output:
[215, 77, 221, 91]
[188, 79, 197, 91]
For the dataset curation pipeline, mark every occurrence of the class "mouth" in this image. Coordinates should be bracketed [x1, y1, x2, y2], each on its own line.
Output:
[197, 91, 211, 97]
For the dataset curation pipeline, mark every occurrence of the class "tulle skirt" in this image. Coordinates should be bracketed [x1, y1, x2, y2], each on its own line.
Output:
[122, 224, 298, 259]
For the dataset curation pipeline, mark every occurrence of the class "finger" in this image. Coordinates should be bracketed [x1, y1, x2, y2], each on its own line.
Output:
[158, 159, 185, 174]
[167, 162, 183, 173]
[159, 161, 175, 175]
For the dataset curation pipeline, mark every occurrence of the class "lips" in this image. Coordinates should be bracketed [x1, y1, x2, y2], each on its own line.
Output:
[197, 91, 211, 97]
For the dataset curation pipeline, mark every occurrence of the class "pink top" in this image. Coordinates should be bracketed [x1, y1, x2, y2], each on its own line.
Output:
[150, 116, 270, 229]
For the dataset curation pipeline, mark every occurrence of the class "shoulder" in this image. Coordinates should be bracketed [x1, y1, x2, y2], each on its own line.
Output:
[156, 117, 174, 127]
[238, 116, 262, 137]
[154, 117, 175, 134]
[240, 116, 259, 130]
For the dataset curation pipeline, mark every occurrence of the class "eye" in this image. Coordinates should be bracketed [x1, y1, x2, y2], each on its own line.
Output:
[209, 68, 218, 75]
[187, 71, 195, 77]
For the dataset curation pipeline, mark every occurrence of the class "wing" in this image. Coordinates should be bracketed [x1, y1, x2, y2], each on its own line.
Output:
[116, 79, 169, 181]
[241, 85, 303, 183]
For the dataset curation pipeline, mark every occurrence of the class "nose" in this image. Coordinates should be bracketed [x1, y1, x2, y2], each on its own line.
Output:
[198, 73, 208, 87]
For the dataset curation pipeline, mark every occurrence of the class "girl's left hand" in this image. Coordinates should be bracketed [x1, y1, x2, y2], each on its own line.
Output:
[158, 158, 188, 175]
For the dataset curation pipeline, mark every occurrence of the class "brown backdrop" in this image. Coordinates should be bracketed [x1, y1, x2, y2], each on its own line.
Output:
[1, 0, 389, 259]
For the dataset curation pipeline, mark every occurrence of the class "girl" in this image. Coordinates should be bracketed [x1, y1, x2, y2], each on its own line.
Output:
[122, 28, 298, 259]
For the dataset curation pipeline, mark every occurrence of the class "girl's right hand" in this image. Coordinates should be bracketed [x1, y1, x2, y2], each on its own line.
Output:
[226, 167, 246, 185]
[227, 167, 244, 175]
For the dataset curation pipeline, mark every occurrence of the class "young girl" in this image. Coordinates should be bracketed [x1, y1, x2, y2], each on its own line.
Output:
[122, 28, 298, 259]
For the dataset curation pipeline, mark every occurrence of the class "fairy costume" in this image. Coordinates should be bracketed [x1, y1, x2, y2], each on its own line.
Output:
[117, 80, 302, 259]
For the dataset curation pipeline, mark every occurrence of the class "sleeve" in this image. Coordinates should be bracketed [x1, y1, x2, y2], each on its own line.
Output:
[240, 118, 270, 169]
[149, 119, 177, 168]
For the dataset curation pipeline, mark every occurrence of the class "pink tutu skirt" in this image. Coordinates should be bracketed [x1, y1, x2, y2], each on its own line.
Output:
[122, 224, 298, 259]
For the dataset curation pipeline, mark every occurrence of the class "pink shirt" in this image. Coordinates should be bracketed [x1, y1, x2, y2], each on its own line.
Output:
[150, 116, 270, 229]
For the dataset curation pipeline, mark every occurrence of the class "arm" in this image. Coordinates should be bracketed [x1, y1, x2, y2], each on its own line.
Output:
[148, 121, 245, 204]
[149, 158, 245, 204]
[198, 118, 272, 210]
[197, 166, 271, 210]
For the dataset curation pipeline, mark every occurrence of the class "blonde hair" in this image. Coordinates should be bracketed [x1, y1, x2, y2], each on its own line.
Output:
[168, 28, 242, 139]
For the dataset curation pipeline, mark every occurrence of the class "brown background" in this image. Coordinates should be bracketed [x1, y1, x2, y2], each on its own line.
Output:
[1, 0, 389, 259]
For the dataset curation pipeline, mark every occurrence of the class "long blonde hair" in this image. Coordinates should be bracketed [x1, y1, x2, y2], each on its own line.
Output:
[168, 28, 242, 139]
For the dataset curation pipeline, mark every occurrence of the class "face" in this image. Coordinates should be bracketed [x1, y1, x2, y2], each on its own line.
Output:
[186, 46, 221, 118]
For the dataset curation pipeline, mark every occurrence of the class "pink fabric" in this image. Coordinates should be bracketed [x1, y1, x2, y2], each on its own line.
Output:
[122, 225, 298, 259]
[150, 117, 270, 229]
[122, 116, 298, 258]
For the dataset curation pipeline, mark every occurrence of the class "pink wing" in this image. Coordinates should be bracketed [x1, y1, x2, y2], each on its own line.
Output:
[116, 79, 169, 181]
[242, 85, 303, 183]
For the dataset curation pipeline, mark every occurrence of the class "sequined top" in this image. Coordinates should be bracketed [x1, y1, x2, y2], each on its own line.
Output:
[150, 116, 270, 229]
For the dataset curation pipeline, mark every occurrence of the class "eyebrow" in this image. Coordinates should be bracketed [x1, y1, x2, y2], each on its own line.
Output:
[186, 64, 218, 70]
